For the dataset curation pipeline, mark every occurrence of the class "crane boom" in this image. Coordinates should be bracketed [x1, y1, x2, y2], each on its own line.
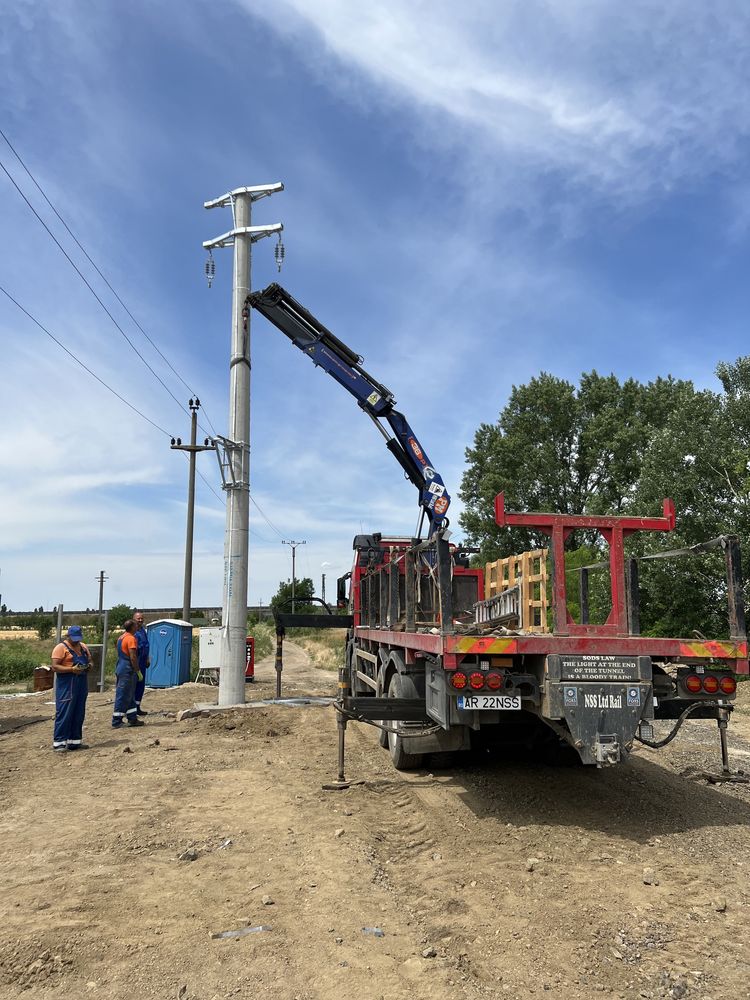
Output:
[249, 283, 451, 533]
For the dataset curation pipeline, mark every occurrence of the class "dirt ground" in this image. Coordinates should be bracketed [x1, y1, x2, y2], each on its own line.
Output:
[2, 646, 750, 1000]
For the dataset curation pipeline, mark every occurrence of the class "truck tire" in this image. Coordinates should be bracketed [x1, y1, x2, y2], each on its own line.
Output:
[378, 718, 389, 749]
[377, 656, 389, 748]
[387, 672, 425, 771]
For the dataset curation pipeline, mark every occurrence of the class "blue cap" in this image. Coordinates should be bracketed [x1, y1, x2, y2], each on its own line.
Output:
[67, 625, 84, 641]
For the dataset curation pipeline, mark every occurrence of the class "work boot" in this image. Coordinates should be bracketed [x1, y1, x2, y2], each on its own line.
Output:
[127, 718, 145, 727]
[53, 745, 68, 753]
[67, 743, 90, 750]
[136, 707, 148, 716]
[112, 719, 123, 728]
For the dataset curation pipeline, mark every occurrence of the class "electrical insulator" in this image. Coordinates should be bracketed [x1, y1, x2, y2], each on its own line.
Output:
[205, 252, 216, 288]
[274, 235, 285, 272]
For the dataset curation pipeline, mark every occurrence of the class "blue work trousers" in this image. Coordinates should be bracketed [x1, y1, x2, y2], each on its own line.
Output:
[113, 664, 138, 723]
[53, 672, 88, 748]
[134, 670, 146, 708]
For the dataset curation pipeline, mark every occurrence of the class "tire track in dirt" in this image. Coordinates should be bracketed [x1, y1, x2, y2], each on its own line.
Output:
[344, 718, 750, 1000]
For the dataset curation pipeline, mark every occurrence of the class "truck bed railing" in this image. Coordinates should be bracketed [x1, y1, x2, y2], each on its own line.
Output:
[570, 534, 747, 642]
[357, 531, 458, 633]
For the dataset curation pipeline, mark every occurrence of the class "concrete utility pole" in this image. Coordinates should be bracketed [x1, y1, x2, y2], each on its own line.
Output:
[204, 183, 283, 706]
[321, 573, 326, 603]
[282, 539, 306, 613]
[95, 571, 108, 633]
[171, 399, 213, 624]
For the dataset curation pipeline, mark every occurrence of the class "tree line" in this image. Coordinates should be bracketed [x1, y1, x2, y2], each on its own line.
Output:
[458, 356, 750, 639]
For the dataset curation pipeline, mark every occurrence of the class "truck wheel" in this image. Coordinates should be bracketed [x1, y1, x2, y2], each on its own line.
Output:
[387, 672, 425, 771]
[378, 719, 389, 749]
[377, 663, 389, 748]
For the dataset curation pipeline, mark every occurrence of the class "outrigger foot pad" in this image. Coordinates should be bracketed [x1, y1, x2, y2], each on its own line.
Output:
[322, 780, 353, 791]
[701, 770, 749, 785]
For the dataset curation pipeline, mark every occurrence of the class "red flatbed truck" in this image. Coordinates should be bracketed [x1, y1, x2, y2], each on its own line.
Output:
[250, 284, 747, 773]
[339, 496, 747, 770]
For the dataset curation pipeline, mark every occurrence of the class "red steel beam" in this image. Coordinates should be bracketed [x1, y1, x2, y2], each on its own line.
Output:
[494, 493, 675, 636]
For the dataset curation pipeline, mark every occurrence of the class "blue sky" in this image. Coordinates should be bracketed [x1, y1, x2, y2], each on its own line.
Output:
[1, 1, 749, 612]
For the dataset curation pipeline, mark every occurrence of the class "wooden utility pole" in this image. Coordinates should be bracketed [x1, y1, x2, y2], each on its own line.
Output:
[95, 571, 108, 632]
[171, 400, 213, 624]
[282, 539, 306, 613]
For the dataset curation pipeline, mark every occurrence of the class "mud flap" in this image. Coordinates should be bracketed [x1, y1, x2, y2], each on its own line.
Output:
[401, 727, 470, 755]
[417, 663, 470, 754]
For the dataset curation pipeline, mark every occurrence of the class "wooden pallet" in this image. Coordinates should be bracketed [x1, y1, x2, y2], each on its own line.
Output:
[485, 549, 549, 632]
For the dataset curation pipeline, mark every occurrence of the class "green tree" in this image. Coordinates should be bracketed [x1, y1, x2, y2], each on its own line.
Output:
[459, 370, 691, 562]
[270, 577, 315, 614]
[627, 386, 739, 637]
[109, 603, 135, 628]
[460, 363, 748, 639]
[33, 614, 55, 640]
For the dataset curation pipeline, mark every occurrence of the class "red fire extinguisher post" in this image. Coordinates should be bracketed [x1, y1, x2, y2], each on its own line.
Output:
[245, 636, 255, 683]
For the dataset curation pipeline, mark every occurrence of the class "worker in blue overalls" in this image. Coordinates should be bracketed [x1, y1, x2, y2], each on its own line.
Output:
[51, 625, 92, 753]
[112, 619, 145, 728]
[133, 611, 150, 716]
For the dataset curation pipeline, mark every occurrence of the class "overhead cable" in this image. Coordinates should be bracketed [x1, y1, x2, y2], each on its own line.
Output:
[250, 495, 285, 538]
[0, 283, 172, 439]
[0, 153, 218, 437]
[0, 284, 271, 533]
[0, 127, 219, 437]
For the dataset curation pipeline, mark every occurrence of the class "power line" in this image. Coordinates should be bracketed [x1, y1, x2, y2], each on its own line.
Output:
[193, 464, 273, 541]
[250, 495, 285, 538]
[0, 283, 172, 438]
[2, 277, 284, 550]
[2, 282, 275, 544]
[0, 127, 220, 438]
[195, 465, 225, 506]
[0, 152, 218, 437]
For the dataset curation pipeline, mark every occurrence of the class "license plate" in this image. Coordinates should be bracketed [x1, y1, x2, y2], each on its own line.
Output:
[457, 694, 521, 711]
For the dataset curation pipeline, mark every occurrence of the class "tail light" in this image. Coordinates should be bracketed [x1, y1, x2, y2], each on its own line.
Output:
[450, 671, 467, 690]
[486, 672, 503, 690]
[684, 674, 702, 694]
[719, 675, 737, 695]
[702, 675, 720, 694]
[469, 672, 485, 690]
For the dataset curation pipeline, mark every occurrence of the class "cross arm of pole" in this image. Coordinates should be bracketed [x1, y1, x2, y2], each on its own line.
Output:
[171, 442, 214, 454]
[203, 223, 283, 251]
[204, 183, 284, 209]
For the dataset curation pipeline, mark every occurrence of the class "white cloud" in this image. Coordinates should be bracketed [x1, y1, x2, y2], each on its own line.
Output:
[246, 0, 750, 199]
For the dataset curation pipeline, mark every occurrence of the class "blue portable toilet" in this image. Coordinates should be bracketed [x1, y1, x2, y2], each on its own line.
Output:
[146, 619, 193, 688]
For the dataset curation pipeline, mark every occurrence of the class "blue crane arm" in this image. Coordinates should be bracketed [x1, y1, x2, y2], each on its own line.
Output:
[248, 283, 451, 533]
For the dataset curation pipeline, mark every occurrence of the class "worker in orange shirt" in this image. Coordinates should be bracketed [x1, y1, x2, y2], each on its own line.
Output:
[112, 619, 145, 728]
[51, 624, 92, 752]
